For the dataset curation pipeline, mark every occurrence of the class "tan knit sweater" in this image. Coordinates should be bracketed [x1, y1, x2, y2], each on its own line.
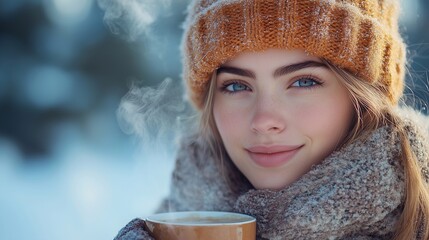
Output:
[115, 107, 429, 239]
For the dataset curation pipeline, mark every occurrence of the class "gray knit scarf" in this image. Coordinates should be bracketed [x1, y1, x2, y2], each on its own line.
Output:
[115, 108, 429, 239]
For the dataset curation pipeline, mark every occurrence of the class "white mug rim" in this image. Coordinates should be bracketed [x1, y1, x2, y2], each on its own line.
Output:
[145, 211, 256, 226]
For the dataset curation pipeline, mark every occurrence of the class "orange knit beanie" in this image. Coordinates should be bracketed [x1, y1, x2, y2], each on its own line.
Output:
[181, 0, 406, 109]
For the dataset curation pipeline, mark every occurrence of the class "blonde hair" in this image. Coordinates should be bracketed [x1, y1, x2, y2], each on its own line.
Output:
[324, 60, 429, 239]
[199, 73, 251, 193]
[199, 59, 429, 239]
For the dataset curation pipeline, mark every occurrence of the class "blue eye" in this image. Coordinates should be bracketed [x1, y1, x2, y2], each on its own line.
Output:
[291, 77, 321, 88]
[223, 82, 250, 93]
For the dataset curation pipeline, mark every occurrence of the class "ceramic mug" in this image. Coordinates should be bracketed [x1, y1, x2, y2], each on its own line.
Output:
[144, 211, 256, 240]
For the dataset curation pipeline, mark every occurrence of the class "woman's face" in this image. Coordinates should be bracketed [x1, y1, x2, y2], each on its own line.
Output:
[213, 49, 354, 190]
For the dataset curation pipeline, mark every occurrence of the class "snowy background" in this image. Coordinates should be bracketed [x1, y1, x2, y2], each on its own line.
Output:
[0, 0, 428, 239]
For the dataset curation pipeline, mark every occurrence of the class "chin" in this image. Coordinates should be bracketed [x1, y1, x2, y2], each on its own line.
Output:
[250, 179, 292, 190]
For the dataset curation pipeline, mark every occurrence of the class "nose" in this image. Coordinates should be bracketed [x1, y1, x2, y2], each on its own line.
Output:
[250, 96, 286, 134]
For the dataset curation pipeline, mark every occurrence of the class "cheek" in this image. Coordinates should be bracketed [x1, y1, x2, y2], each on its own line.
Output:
[213, 101, 244, 142]
[294, 96, 353, 142]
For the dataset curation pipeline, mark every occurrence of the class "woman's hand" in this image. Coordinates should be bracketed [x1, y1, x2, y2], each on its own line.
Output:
[114, 218, 154, 240]
[234, 189, 286, 233]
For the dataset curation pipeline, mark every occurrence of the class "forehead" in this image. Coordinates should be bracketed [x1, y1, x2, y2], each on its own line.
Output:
[222, 49, 321, 68]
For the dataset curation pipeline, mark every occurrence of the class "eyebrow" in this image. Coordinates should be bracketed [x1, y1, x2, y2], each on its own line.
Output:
[217, 60, 327, 79]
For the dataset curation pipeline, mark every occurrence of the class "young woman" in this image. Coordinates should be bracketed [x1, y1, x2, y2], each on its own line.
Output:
[115, 0, 429, 239]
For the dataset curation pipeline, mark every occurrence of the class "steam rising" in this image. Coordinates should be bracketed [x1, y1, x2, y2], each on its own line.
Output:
[117, 78, 194, 152]
[97, 0, 172, 41]
[99, 0, 193, 151]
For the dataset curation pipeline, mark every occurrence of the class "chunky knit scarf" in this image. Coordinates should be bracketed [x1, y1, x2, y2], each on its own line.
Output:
[115, 108, 429, 239]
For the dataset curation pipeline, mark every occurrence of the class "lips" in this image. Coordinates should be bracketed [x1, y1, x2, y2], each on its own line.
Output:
[246, 145, 303, 168]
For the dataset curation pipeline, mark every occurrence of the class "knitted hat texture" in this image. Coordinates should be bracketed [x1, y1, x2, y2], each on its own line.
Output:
[181, 0, 406, 109]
